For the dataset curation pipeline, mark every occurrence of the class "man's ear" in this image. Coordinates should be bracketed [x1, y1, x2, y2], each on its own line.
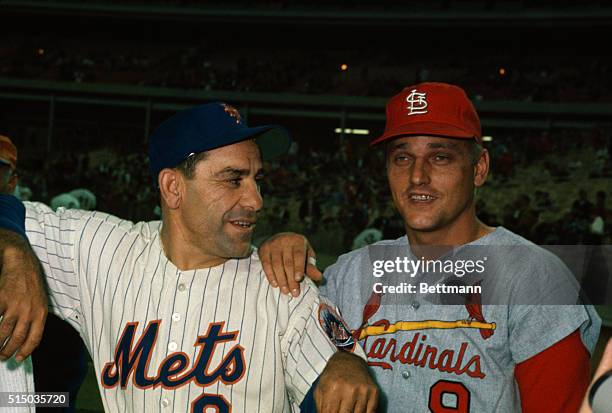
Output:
[158, 169, 183, 209]
[474, 148, 490, 188]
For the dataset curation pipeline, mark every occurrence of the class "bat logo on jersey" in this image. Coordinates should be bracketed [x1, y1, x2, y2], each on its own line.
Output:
[354, 292, 495, 378]
[356, 291, 495, 341]
[101, 320, 245, 410]
[318, 303, 356, 352]
[405, 89, 428, 115]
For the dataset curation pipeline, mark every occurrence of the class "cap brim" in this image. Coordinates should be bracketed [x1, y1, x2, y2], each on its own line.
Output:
[370, 121, 479, 146]
[250, 125, 292, 161]
[210, 125, 291, 161]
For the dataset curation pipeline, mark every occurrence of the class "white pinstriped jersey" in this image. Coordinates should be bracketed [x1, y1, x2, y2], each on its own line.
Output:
[0, 357, 35, 413]
[24, 201, 359, 413]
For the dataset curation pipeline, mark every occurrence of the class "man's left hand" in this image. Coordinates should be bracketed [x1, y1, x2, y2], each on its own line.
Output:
[315, 351, 379, 413]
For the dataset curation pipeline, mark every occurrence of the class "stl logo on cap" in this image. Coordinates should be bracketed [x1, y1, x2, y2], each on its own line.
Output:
[405, 89, 428, 115]
[222, 103, 242, 124]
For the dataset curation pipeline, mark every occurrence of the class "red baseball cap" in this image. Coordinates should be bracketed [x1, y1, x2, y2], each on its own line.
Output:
[0, 135, 17, 170]
[370, 82, 482, 146]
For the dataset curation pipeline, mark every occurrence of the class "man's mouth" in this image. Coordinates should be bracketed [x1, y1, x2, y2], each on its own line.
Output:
[229, 220, 256, 230]
[408, 193, 437, 202]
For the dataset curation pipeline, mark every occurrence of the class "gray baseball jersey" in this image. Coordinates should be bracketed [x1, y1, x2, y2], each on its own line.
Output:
[322, 227, 601, 412]
[24, 201, 362, 412]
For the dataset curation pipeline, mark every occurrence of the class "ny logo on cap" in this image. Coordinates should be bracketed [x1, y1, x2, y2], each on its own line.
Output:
[405, 89, 428, 115]
[222, 103, 242, 124]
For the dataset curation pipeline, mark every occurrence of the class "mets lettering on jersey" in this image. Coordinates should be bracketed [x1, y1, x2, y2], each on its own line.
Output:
[101, 321, 245, 389]
[24, 201, 362, 412]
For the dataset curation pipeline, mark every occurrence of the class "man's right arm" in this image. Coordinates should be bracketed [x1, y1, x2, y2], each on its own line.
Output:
[282, 280, 378, 412]
[0, 194, 47, 362]
[0, 194, 90, 359]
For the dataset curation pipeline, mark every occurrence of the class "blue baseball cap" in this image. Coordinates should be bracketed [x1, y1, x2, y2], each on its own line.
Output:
[148, 102, 291, 185]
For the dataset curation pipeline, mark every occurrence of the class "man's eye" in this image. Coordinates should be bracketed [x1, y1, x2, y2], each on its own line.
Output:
[434, 154, 451, 162]
[229, 178, 241, 186]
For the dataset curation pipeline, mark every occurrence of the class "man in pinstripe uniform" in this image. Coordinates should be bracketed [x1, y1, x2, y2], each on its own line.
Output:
[0, 103, 378, 412]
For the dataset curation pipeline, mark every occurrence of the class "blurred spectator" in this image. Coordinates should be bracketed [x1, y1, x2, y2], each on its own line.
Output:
[505, 194, 539, 239]
[14, 184, 33, 201]
[352, 228, 383, 250]
[575, 189, 594, 213]
[590, 191, 609, 244]
[10, 121, 611, 252]
[50, 193, 80, 210]
[0, 135, 18, 194]
[299, 186, 322, 233]
[476, 199, 499, 226]
[2, 36, 611, 102]
[562, 200, 593, 244]
[69, 188, 97, 210]
[595, 191, 609, 222]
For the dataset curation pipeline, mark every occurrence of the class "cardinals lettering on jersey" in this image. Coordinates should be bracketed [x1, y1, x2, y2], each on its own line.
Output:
[355, 291, 494, 378]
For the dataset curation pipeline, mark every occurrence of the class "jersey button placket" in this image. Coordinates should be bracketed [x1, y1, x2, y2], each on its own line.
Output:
[168, 271, 195, 353]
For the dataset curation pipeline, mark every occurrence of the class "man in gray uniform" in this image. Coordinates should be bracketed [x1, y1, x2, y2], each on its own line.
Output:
[264, 82, 601, 412]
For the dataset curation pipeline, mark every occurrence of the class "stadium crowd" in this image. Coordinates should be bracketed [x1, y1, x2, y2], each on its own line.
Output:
[1, 38, 610, 102]
[12, 126, 612, 255]
[10, 0, 605, 10]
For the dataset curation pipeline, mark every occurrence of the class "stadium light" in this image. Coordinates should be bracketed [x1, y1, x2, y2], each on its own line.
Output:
[334, 128, 370, 135]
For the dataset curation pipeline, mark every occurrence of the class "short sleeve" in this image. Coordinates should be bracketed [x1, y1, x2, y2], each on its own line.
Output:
[507, 250, 602, 362]
[509, 304, 601, 363]
[320, 262, 340, 303]
[24, 202, 86, 329]
[320, 250, 358, 305]
[280, 279, 364, 406]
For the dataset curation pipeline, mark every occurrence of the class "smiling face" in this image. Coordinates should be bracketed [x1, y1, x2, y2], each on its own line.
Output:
[386, 135, 487, 238]
[177, 140, 264, 260]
